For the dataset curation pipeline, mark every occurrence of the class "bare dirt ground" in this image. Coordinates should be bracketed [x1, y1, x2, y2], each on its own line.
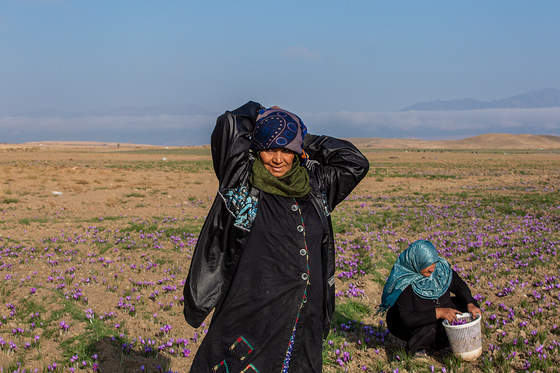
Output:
[0, 135, 559, 372]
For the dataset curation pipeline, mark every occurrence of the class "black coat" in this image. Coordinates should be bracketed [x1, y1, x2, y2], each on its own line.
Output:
[183, 101, 369, 372]
[386, 270, 479, 351]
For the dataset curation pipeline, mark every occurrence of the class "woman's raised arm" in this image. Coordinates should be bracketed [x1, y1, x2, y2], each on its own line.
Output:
[303, 134, 369, 210]
[211, 101, 263, 185]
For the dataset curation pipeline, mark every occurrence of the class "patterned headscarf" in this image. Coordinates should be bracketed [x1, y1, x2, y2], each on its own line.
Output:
[377, 240, 452, 314]
[251, 107, 307, 156]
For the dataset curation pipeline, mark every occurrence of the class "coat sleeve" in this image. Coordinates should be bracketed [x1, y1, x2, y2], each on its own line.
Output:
[211, 101, 264, 186]
[449, 270, 479, 307]
[183, 101, 262, 328]
[303, 135, 369, 210]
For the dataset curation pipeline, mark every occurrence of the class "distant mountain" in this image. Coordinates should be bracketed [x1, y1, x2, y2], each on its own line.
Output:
[12, 103, 216, 118]
[401, 88, 560, 111]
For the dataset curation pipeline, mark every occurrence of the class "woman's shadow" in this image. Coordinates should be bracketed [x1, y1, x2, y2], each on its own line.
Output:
[94, 337, 172, 373]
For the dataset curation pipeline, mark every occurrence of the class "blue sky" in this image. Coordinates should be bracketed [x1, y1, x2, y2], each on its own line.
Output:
[1, 1, 560, 144]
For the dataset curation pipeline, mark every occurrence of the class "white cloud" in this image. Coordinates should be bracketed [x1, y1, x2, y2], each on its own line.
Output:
[301, 107, 560, 139]
[0, 115, 215, 145]
[0, 114, 211, 131]
[2, 108, 560, 145]
[281, 46, 321, 61]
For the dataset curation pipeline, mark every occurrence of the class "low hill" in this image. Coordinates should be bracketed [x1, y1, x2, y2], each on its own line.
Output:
[346, 133, 560, 149]
[5, 134, 560, 150]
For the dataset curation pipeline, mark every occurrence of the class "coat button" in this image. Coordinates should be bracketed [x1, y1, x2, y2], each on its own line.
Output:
[301, 273, 308, 280]
[297, 225, 304, 232]
[300, 249, 307, 256]
[291, 204, 298, 211]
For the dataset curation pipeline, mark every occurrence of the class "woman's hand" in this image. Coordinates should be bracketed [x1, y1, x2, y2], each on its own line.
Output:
[436, 308, 461, 323]
[467, 303, 482, 318]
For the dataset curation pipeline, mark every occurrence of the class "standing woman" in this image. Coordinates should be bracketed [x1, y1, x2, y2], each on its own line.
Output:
[183, 101, 369, 373]
[378, 240, 482, 358]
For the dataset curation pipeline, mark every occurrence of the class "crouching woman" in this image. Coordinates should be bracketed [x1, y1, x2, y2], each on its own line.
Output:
[378, 240, 482, 357]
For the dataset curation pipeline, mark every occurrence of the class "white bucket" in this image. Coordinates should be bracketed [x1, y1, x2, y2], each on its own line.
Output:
[442, 312, 482, 361]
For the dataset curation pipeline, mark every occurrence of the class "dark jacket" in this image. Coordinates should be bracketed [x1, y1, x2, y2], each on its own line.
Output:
[183, 101, 369, 338]
[387, 270, 479, 334]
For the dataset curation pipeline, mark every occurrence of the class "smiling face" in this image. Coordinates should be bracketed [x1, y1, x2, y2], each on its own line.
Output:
[420, 263, 436, 277]
[259, 148, 296, 177]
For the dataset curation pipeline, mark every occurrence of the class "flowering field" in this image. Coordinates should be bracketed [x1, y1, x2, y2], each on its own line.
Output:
[0, 146, 559, 372]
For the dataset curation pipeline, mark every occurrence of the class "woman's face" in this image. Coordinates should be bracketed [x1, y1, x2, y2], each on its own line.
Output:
[420, 263, 436, 277]
[260, 148, 296, 177]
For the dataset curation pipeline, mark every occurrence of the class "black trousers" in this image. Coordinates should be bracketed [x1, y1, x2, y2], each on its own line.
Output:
[404, 321, 449, 353]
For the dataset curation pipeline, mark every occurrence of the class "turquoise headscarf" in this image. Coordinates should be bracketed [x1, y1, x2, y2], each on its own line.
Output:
[377, 240, 452, 314]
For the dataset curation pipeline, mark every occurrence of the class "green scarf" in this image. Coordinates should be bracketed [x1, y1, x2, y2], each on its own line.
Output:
[250, 156, 311, 198]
